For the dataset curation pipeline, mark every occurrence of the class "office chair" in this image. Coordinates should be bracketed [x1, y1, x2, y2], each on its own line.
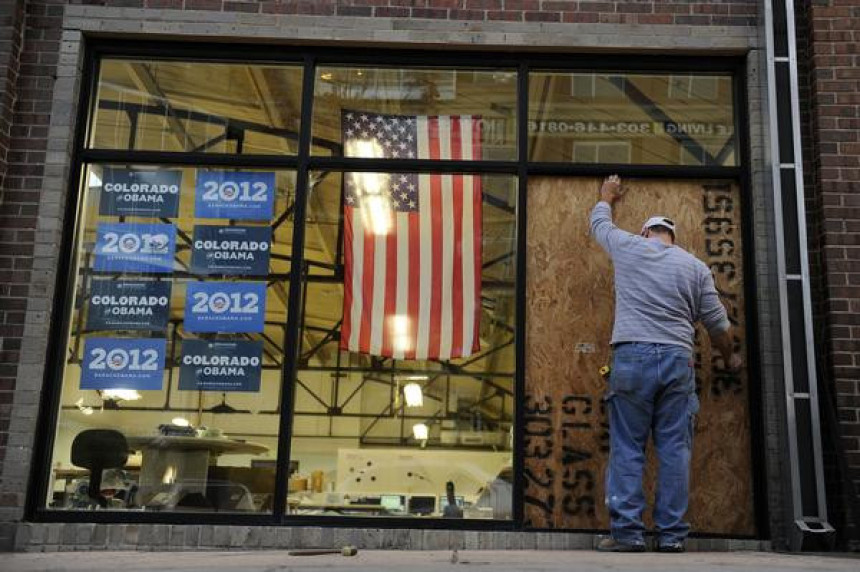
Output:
[71, 429, 129, 508]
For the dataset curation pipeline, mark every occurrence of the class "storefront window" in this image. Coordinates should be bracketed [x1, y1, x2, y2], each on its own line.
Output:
[90, 60, 304, 155]
[40, 50, 745, 526]
[289, 171, 516, 519]
[528, 72, 736, 166]
[47, 164, 296, 512]
[312, 67, 518, 161]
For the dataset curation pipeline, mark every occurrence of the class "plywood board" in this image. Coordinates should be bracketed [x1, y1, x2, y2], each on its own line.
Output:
[524, 177, 755, 535]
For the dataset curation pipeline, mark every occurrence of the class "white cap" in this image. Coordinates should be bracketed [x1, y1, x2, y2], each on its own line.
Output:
[642, 216, 676, 238]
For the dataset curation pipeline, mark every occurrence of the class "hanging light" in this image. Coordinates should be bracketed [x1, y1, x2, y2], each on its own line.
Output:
[403, 382, 424, 407]
[412, 423, 429, 441]
[102, 389, 141, 401]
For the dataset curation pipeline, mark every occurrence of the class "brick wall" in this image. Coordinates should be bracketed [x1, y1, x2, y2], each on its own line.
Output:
[63, 0, 759, 26]
[0, 0, 34, 506]
[0, 0, 65, 550]
[800, 0, 860, 549]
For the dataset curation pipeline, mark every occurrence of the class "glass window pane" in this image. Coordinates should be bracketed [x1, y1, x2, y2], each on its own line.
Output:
[46, 164, 297, 513]
[529, 72, 736, 166]
[288, 171, 516, 520]
[312, 67, 517, 161]
[90, 59, 303, 155]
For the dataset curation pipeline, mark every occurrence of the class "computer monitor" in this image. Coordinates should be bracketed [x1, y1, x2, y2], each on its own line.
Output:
[438, 494, 464, 509]
[407, 495, 436, 515]
[380, 494, 404, 511]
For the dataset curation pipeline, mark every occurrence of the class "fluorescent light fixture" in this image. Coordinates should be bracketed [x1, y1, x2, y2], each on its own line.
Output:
[390, 315, 412, 354]
[75, 398, 93, 416]
[361, 192, 393, 235]
[102, 389, 141, 401]
[345, 139, 383, 160]
[171, 417, 191, 427]
[412, 423, 429, 441]
[162, 466, 176, 485]
[403, 382, 424, 408]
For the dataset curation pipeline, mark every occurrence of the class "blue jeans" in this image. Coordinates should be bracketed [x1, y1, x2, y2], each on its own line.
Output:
[605, 342, 699, 546]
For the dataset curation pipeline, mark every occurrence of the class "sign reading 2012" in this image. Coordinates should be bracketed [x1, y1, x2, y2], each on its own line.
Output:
[194, 171, 275, 220]
[80, 338, 166, 390]
[93, 223, 176, 274]
[184, 282, 267, 333]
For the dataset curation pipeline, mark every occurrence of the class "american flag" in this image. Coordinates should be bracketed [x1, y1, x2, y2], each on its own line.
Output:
[340, 110, 483, 360]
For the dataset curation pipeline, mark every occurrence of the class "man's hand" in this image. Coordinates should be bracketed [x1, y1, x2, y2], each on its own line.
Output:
[600, 175, 623, 205]
[712, 329, 743, 373]
[727, 352, 743, 373]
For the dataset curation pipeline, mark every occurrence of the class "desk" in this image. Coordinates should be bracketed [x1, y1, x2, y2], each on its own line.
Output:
[290, 503, 395, 516]
[126, 435, 267, 504]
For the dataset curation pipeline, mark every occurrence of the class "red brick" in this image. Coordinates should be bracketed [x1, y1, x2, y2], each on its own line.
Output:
[411, 7, 448, 18]
[374, 7, 409, 17]
[184, 0, 222, 10]
[465, 0, 501, 8]
[562, 11, 599, 23]
[487, 9, 521, 20]
[524, 11, 560, 22]
[449, 9, 484, 20]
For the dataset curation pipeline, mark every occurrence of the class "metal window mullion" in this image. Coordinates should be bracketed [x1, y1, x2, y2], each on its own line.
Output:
[272, 54, 316, 521]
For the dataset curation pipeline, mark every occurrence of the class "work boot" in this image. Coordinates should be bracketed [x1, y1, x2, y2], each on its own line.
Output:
[596, 537, 646, 552]
[656, 541, 685, 553]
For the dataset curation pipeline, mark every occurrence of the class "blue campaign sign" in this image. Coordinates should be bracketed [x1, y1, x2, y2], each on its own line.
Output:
[194, 171, 275, 220]
[93, 223, 176, 274]
[86, 280, 171, 331]
[184, 281, 267, 333]
[98, 168, 182, 218]
[81, 337, 166, 391]
[178, 339, 262, 393]
[190, 225, 272, 276]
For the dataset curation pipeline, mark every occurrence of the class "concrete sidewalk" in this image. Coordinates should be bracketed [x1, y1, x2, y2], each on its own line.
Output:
[4, 550, 859, 572]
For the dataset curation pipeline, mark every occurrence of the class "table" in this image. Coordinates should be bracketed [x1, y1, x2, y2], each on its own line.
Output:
[126, 435, 268, 505]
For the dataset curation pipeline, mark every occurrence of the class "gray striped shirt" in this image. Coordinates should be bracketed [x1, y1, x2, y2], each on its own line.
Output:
[590, 201, 730, 351]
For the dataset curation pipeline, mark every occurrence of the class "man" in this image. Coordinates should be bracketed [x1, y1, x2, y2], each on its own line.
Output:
[590, 175, 742, 553]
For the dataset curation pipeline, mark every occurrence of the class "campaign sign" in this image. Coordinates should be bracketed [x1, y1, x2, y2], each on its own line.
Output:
[184, 281, 267, 333]
[93, 223, 176, 274]
[190, 225, 272, 276]
[81, 337, 166, 390]
[98, 168, 182, 218]
[178, 339, 262, 392]
[194, 171, 275, 221]
[86, 280, 171, 331]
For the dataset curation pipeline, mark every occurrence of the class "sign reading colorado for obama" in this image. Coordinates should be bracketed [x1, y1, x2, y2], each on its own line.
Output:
[194, 171, 275, 221]
[190, 225, 272, 276]
[86, 280, 171, 331]
[179, 339, 262, 392]
[184, 281, 267, 333]
[97, 168, 182, 218]
[81, 338, 166, 390]
[93, 223, 176, 273]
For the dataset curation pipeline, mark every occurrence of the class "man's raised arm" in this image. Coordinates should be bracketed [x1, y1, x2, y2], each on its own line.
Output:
[590, 175, 633, 255]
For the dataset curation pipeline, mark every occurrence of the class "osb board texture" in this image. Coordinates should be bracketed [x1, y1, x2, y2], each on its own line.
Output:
[524, 177, 754, 535]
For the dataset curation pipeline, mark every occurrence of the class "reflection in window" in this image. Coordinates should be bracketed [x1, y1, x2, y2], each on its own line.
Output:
[529, 72, 736, 166]
[89, 59, 305, 155]
[290, 171, 516, 519]
[312, 67, 517, 161]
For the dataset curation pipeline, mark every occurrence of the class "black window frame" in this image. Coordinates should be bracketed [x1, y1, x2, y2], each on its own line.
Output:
[25, 39, 765, 538]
